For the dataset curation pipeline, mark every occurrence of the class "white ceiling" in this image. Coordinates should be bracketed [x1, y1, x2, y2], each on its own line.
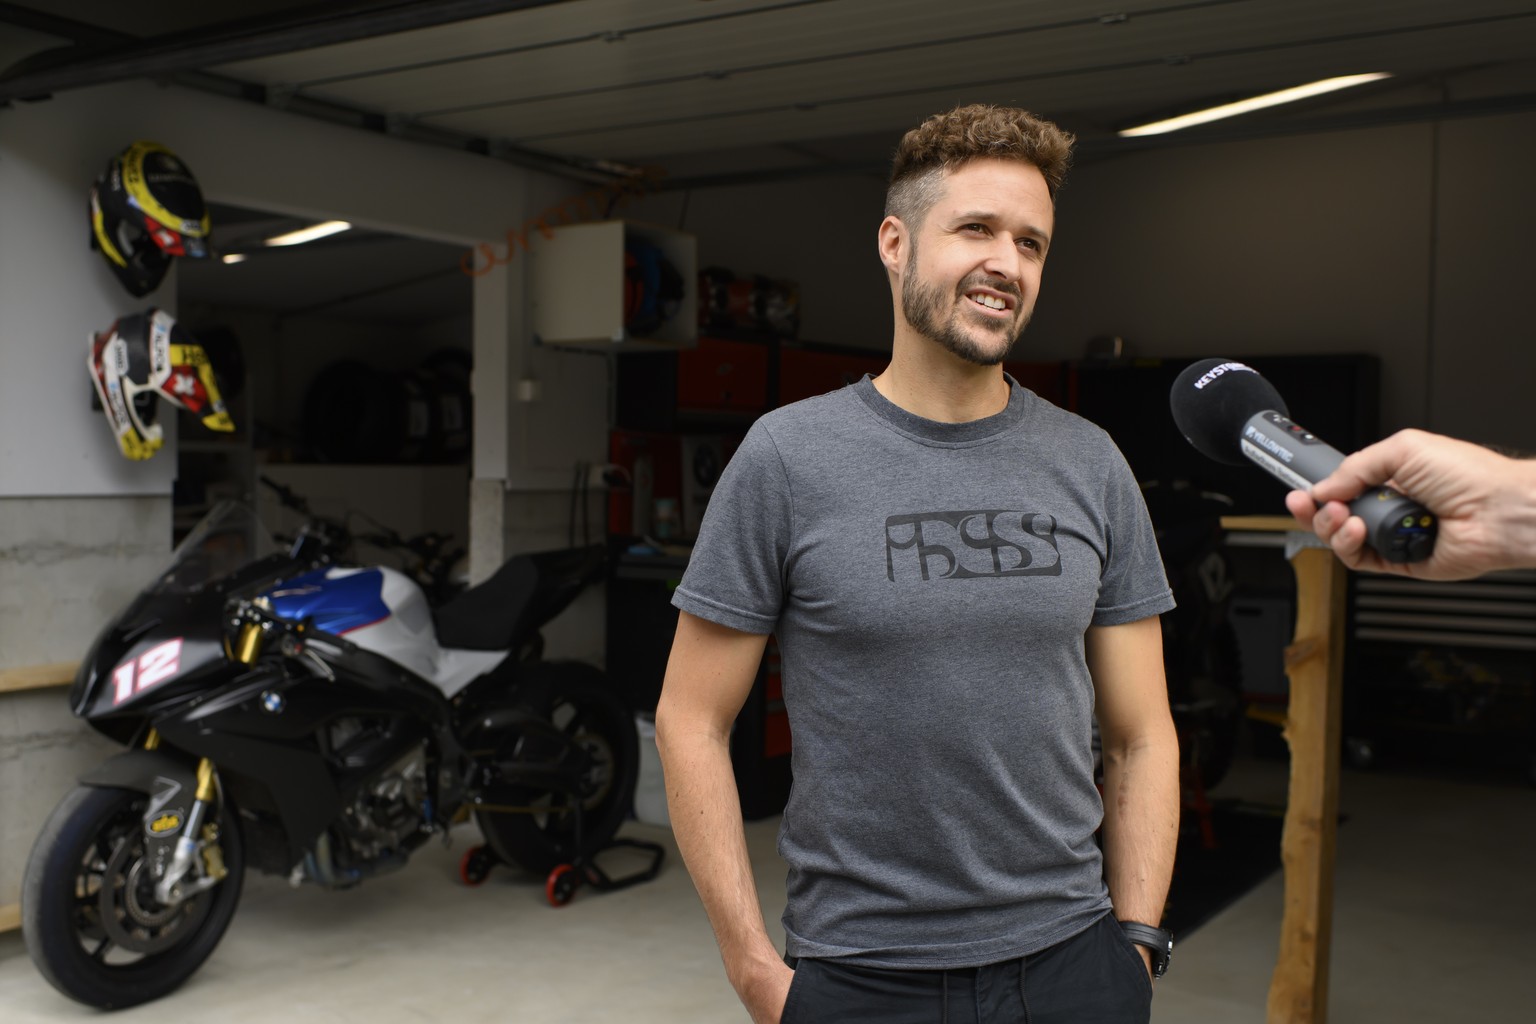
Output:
[176, 203, 470, 327]
[6, 0, 1535, 319]
[8, 1, 1536, 177]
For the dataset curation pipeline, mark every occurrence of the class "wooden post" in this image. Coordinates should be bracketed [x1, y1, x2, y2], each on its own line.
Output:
[1267, 544, 1348, 1023]
[1220, 516, 1348, 1024]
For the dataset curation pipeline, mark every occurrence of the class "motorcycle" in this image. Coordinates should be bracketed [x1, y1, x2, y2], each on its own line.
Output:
[1141, 478, 1246, 839]
[21, 480, 642, 1009]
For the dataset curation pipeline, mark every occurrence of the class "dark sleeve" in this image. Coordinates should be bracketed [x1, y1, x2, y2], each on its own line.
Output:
[670, 419, 792, 635]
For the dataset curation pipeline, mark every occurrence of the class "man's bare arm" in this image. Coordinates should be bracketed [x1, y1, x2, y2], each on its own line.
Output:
[655, 611, 789, 1023]
[1087, 616, 1180, 977]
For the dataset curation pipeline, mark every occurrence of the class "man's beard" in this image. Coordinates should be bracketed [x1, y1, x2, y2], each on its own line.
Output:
[900, 247, 1028, 366]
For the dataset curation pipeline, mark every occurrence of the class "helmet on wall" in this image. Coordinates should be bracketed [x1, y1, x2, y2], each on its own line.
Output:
[89, 141, 211, 297]
[87, 309, 234, 460]
[623, 239, 685, 338]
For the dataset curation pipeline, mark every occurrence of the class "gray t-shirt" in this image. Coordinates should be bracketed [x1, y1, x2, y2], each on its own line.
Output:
[672, 374, 1174, 969]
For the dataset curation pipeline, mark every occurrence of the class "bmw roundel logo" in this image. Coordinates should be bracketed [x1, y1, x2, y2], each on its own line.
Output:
[260, 690, 285, 714]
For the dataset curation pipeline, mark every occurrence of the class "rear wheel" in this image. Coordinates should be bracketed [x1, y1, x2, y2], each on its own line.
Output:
[22, 784, 244, 1009]
[1180, 621, 1245, 791]
[473, 664, 638, 875]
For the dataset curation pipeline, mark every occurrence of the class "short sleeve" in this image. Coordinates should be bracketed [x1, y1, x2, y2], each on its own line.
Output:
[1092, 444, 1175, 626]
[671, 419, 793, 634]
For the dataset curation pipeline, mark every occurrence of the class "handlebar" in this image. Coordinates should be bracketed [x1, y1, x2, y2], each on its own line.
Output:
[259, 474, 309, 515]
[356, 528, 455, 560]
[228, 596, 335, 679]
[260, 475, 350, 564]
[259, 476, 463, 598]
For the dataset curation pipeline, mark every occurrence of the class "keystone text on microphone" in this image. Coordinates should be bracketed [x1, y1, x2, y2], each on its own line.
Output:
[1192, 361, 1256, 389]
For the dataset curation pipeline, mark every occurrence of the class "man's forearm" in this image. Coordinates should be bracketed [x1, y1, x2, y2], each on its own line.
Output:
[657, 725, 783, 987]
[1100, 729, 1180, 926]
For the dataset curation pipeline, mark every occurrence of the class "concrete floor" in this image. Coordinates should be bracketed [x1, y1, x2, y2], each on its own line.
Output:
[3, 753, 1535, 1022]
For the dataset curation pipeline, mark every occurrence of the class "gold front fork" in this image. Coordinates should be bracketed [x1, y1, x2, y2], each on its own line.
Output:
[146, 752, 229, 894]
[234, 621, 264, 664]
[194, 757, 227, 881]
[194, 757, 217, 802]
[232, 596, 273, 664]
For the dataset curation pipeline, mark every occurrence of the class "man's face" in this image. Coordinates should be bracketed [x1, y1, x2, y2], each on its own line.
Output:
[896, 159, 1054, 366]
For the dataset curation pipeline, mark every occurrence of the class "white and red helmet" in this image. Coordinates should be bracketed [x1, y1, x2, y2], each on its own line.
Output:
[88, 309, 234, 460]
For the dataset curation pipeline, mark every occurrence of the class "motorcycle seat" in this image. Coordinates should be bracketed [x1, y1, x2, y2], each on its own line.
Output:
[433, 544, 606, 652]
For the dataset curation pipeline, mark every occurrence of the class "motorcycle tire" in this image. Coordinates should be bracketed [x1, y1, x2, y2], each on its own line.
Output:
[1179, 620, 1246, 792]
[22, 784, 245, 1010]
[474, 664, 638, 876]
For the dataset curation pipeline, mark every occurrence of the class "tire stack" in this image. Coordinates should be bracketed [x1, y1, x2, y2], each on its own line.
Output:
[301, 348, 471, 463]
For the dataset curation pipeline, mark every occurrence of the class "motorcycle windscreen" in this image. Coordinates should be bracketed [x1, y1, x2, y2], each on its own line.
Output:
[154, 502, 275, 595]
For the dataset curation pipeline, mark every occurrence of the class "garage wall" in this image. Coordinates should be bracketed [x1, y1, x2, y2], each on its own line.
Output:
[1428, 114, 1536, 448]
[1026, 113, 1536, 453]
[1030, 122, 1436, 438]
[635, 173, 891, 348]
[632, 108, 1536, 454]
[0, 124, 182, 498]
[0, 81, 609, 916]
[0, 78, 608, 664]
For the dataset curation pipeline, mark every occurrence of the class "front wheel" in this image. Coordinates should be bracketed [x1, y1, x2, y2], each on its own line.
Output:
[473, 663, 638, 876]
[22, 784, 245, 1009]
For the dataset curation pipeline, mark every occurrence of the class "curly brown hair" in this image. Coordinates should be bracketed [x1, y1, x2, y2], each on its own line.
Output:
[886, 104, 1076, 225]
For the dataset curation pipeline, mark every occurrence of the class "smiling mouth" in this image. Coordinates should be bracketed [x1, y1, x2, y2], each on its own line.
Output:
[965, 291, 1014, 315]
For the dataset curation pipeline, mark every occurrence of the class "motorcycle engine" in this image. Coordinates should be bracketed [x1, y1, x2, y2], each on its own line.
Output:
[304, 718, 431, 888]
[339, 743, 429, 859]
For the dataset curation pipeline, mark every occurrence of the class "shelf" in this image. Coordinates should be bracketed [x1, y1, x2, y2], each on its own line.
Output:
[531, 219, 697, 351]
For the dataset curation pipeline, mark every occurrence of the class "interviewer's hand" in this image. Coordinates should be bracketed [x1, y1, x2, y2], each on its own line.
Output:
[1285, 429, 1536, 580]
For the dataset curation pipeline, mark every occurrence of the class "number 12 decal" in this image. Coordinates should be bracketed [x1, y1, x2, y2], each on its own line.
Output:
[112, 638, 184, 705]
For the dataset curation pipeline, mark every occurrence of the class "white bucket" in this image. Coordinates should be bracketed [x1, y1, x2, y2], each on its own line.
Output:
[633, 713, 670, 827]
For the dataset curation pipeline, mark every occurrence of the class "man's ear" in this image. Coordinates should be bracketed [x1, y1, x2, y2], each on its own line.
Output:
[877, 215, 906, 277]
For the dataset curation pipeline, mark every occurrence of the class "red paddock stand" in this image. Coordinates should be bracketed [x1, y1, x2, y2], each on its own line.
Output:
[459, 837, 666, 907]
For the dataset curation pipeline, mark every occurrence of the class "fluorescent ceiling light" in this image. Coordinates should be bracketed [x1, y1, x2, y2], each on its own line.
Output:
[263, 220, 351, 247]
[220, 253, 247, 265]
[1118, 73, 1392, 137]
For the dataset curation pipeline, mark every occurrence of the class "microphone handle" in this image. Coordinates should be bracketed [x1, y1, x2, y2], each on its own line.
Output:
[1238, 411, 1437, 564]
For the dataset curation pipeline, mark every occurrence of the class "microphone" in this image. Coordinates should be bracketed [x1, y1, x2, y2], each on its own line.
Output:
[1169, 358, 1436, 563]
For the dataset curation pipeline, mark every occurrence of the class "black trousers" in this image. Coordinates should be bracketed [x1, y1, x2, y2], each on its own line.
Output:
[780, 914, 1152, 1024]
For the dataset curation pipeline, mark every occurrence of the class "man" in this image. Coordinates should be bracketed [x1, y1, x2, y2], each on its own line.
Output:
[1286, 428, 1536, 580]
[655, 104, 1179, 1024]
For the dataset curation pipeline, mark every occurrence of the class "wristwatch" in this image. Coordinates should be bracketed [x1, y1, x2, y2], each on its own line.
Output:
[1118, 920, 1173, 978]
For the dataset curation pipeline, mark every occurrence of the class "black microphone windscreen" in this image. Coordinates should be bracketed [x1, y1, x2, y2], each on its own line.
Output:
[1169, 358, 1289, 465]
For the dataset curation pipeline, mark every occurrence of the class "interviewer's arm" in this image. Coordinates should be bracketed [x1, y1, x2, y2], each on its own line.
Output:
[1087, 616, 1180, 979]
[1285, 428, 1536, 580]
[655, 611, 787, 1023]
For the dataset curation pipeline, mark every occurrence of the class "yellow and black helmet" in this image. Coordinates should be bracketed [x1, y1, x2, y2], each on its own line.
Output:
[89, 141, 211, 297]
